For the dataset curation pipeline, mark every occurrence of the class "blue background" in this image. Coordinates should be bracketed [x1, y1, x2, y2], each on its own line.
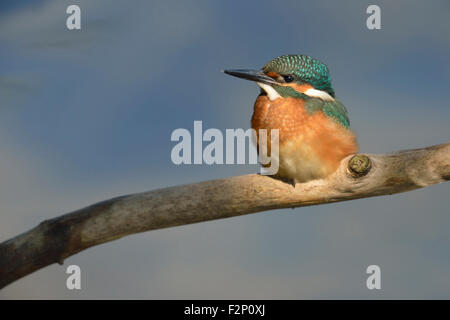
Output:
[1, 0, 450, 298]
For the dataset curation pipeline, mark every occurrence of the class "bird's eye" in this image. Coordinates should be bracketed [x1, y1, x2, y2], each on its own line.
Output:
[283, 75, 294, 83]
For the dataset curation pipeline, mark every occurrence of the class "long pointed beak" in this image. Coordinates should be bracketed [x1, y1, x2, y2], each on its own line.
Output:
[223, 69, 278, 86]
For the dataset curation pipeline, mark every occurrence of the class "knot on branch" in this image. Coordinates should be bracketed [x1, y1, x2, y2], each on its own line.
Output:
[348, 154, 372, 177]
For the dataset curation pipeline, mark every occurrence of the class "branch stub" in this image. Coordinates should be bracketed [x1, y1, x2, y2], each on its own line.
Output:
[348, 154, 372, 177]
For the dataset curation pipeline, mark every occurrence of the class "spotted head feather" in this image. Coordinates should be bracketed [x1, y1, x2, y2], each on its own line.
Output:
[263, 54, 335, 97]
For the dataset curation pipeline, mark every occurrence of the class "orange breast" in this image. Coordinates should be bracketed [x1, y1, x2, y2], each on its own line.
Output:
[251, 94, 358, 181]
[252, 94, 310, 144]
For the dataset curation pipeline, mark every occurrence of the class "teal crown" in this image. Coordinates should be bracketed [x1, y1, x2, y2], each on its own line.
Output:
[263, 54, 335, 97]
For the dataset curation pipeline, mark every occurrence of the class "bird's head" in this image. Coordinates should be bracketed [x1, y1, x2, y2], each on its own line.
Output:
[224, 54, 335, 101]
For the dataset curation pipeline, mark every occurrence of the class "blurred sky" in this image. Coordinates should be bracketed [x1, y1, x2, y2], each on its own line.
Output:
[1, 0, 450, 299]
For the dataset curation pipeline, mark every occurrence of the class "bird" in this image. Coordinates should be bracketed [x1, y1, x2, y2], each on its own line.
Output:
[224, 54, 358, 184]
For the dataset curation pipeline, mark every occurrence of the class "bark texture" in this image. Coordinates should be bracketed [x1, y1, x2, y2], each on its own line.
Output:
[1, 143, 449, 289]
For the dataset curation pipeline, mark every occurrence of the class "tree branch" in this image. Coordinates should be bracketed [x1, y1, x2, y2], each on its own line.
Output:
[1, 143, 449, 289]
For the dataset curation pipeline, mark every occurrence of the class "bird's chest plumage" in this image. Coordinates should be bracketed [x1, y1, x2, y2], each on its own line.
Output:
[251, 94, 358, 182]
[252, 95, 309, 143]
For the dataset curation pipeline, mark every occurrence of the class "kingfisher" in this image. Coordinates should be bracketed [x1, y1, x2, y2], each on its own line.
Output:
[224, 54, 358, 184]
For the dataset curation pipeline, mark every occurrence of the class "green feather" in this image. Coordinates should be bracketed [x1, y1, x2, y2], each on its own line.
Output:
[272, 85, 308, 99]
[261, 54, 350, 128]
[303, 97, 351, 128]
[263, 54, 335, 97]
[270, 85, 350, 128]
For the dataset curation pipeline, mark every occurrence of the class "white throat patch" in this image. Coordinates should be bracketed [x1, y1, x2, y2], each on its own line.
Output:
[304, 88, 334, 101]
[257, 82, 334, 102]
[257, 82, 281, 101]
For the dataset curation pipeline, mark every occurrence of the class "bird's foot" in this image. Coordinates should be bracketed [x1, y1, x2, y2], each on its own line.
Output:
[278, 176, 296, 188]
[263, 174, 296, 187]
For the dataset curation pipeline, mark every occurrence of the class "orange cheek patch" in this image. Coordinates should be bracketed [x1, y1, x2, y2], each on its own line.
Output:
[282, 83, 313, 93]
[265, 71, 280, 78]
